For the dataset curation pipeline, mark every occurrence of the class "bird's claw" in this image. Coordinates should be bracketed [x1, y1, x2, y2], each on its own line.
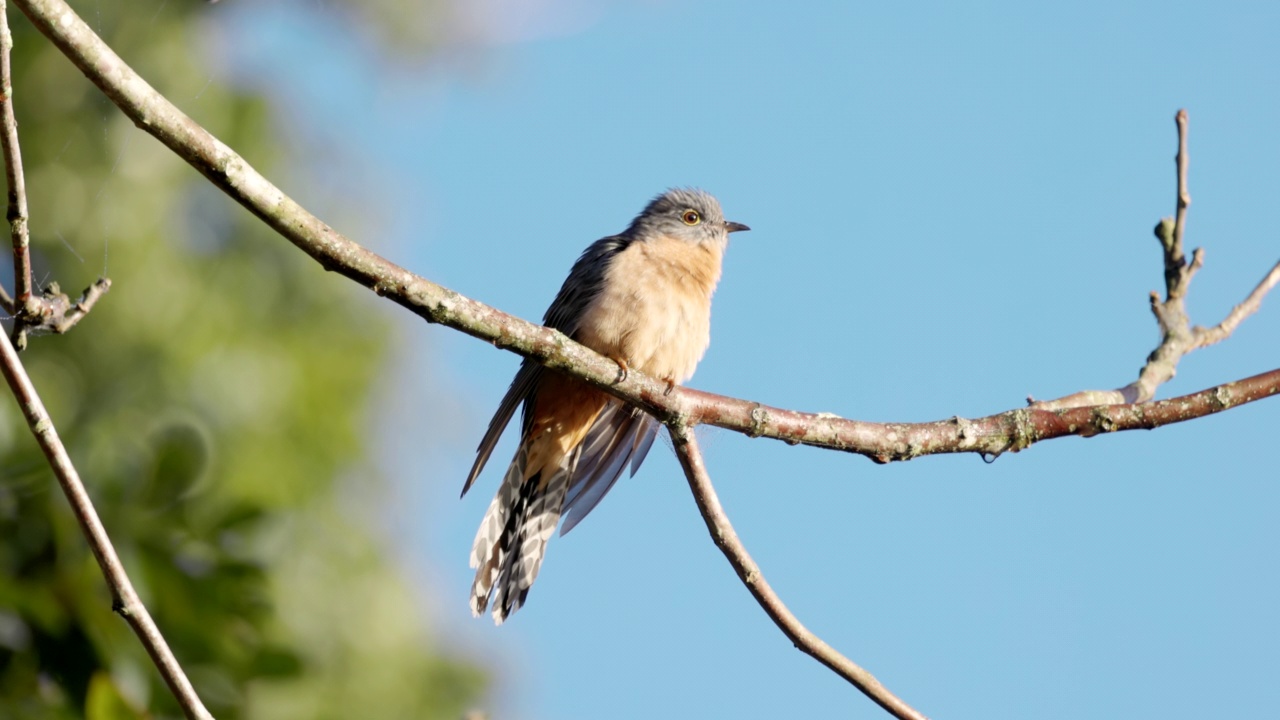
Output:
[609, 356, 629, 384]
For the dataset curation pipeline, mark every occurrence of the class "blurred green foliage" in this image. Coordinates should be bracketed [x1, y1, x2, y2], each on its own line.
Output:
[0, 2, 482, 718]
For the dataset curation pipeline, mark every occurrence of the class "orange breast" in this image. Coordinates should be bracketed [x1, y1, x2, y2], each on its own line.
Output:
[575, 235, 725, 383]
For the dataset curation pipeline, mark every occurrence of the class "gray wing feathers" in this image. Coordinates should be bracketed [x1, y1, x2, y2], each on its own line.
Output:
[469, 402, 659, 622]
[559, 401, 661, 536]
[462, 235, 631, 499]
[629, 415, 659, 477]
[466, 235, 642, 621]
[462, 361, 541, 498]
[542, 235, 630, 334]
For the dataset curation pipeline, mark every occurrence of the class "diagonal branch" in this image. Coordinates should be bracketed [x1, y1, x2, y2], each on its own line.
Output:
[669, 423, 929, 720]
[14, 0, 1278, 464]
[12, 1, 1279, 715]
[0, 319, 213, 720]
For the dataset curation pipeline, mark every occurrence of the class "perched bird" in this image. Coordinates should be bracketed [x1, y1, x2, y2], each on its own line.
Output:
[462, 188, 748, 624]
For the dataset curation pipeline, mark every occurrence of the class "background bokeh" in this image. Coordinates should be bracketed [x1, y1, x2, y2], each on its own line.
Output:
[3, 1, 1278, 719]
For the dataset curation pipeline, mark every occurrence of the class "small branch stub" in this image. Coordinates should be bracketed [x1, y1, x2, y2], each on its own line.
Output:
[10, 277, 112, 350]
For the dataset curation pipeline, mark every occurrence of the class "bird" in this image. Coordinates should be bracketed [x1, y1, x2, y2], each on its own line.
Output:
[461, 188, 749, 624]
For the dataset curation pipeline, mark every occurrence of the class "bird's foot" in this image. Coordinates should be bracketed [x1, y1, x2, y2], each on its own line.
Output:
[608, 355, 630, 384]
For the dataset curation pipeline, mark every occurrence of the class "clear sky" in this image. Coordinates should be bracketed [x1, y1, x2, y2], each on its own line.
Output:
[215, 1, 1279, 718]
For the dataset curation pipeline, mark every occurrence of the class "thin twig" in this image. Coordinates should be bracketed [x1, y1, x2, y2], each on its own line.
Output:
[1032, 110, 1277, 410]
[0, 327, 213, 719]
[0, 0, 31, 314]
[15, 0, 1278, 463]
[1172, 108, 1191, 272]
[669, 424, 929, 720]
[0, 0, 107, 344]
[1131, 108, 1200, 401]
[1192, 259, 1280, 349]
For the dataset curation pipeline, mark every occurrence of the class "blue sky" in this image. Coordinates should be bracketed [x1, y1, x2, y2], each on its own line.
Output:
[208, 1, 1280, 718]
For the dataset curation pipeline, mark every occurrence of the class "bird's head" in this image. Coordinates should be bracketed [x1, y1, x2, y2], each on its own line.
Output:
[628, 188, 749, 247]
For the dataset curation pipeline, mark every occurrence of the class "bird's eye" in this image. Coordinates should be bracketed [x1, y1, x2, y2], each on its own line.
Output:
[681, 210, 701, 226]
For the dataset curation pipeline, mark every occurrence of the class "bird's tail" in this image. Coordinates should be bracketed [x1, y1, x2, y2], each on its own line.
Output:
[469, 443, 571, 624]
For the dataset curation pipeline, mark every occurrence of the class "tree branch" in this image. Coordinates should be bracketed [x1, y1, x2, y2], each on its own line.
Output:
[669, 424, 929, 720]
[682, 367, 1280, 462]
[11, 2, 1279, 715]
[0, 0, 30, 315]
[1032, 110, 1278, 410]
[12, 276, 112, 341]
[1132, 108, 1202, 403]
[0, 320, 213, 720]
[1, 0, 109, 347]
[14, 0, 1277, 463]
[1191, 259, 1280, 349]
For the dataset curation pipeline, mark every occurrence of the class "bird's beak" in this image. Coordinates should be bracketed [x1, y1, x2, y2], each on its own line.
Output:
[725, 221, 750, 233]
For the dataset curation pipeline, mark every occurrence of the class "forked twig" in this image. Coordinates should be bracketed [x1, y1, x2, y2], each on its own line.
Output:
[1032, 110, 1278, 411]
[0, 0, 109, 345]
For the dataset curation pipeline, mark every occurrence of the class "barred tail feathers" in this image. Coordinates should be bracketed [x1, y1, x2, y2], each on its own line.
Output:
[489, 466, 569, 622]
[468, 380, 619, 623]
[469, 443, 572, 624]
[468, 446, 525, 615]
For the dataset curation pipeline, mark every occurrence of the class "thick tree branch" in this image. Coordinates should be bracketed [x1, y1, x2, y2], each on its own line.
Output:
[669, 424, 929, 720]
[0, 321, 214, 720]
[12, 1, 1279, 715]
[1033, 110, 1278, 410]
[682, 367, 1280, 462]
[14, 0, 1277, 464]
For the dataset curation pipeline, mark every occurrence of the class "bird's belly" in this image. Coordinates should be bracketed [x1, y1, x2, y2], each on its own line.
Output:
[576, 247, 719, 384]
[622, 289, 711, 382]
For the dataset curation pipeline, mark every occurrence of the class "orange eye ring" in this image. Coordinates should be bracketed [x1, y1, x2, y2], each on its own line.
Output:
[681, 209, 701, 226]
